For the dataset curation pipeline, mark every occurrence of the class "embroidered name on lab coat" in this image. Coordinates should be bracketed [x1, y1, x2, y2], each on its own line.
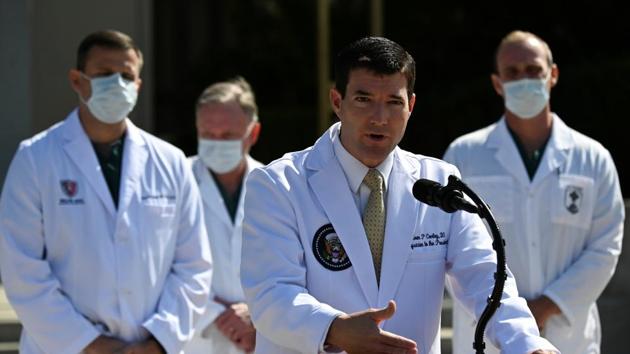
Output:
[411, 232, 447, 249]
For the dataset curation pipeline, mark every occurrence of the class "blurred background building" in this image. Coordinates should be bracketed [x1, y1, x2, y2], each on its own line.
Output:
[0, 1, 628, 353]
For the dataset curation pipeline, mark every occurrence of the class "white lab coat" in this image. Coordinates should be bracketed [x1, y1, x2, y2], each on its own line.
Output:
[444, 115, 624, 354]
[184, 155, 263, 354]
[241, 122, 557, 354]
[0, 110, 213, 354]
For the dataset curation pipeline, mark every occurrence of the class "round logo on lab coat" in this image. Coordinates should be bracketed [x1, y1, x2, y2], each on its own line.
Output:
[312, 223, 351, 271]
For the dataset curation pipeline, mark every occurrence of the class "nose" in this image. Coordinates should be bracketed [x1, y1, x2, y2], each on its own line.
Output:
[370, 103, 388, 125]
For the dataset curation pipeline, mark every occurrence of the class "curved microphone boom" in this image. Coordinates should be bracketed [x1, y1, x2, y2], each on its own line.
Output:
[412, 175, 507, 354]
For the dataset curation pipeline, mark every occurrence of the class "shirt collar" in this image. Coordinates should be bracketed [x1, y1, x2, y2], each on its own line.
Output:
[332, 130, 394, 194]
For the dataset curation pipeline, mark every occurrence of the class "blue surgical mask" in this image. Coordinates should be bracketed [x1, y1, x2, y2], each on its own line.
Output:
[198, 138, 243, 174]
[80, 73, 138, 124]
[197, 123, 254, 174]
[502, 75, 550, 119]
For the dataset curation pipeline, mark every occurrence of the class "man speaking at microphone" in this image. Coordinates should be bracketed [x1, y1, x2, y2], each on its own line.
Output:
[240, 36, 557, 354]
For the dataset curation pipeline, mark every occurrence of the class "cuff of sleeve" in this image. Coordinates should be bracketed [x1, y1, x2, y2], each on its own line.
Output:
[501, 334, 559, 354]
[144, 318, 178, 354]
[69, 326, 101, 354]
[542, 289, 574, 327]
[196, 300, 226, 332]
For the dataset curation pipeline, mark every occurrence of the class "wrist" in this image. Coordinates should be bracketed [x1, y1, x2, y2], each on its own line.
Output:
[540, 296, 561, 315]
[325, 314, 348, 348]
[147, 335, 166, 354]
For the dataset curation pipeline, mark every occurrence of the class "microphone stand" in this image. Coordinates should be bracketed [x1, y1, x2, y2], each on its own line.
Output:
[445, 175, 507, 354]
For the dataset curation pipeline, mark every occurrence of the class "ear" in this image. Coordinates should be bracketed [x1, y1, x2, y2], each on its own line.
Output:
[407, 93, 416, 115]
[68, 69, 83, 93]
[247, 122, 261, 146]
[330, 87, 343, 116]
[549, 63, 559, 88]
[490, 73, 504, 97]
[135, 77, 143, 92]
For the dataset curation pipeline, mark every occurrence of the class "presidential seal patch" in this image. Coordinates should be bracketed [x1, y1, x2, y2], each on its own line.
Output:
[312, 223, 351, 271]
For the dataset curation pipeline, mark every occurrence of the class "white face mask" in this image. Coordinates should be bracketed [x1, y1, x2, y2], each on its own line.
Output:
[502, 75, 550, 119]
[80, 73, 138, 124]
[198, 123, 254, 174]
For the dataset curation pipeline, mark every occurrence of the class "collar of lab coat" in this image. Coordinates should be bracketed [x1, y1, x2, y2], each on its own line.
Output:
[306, 122, 420, 307]
[61, 108, 148, 216]
[486, 114, 573, 187]
[192, 154, 258, 229]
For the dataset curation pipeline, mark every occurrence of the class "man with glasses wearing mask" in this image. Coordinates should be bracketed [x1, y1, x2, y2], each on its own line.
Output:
[184, 77, 261, 354]
[0, 30, 213, 354]
[445, 30, 625, 354]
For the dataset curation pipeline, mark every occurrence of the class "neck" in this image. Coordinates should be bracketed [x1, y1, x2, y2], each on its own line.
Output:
[212, 158, 247, 196]
[505, 109, 553, 156]
[78, 105, 127, 144]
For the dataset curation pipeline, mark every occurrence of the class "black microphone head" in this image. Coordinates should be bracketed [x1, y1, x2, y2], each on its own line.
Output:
[412, 178, 442, 207]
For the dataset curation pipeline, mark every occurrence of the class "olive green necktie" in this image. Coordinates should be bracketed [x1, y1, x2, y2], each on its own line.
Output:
[362, 169, 386, 285]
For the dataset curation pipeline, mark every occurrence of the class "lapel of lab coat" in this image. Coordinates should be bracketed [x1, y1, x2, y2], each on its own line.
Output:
[486, 117, 531, 188]
[235, 156, 264, 228]
[377, 148, 420, 308]
[307, 123, 378, 307]
[116, 120, 148, 216]
[530, 115, 572, 189]
[62, 110, 116, 216]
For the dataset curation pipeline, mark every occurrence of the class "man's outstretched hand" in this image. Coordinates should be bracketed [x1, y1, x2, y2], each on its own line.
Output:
[325, 300, 418, 354]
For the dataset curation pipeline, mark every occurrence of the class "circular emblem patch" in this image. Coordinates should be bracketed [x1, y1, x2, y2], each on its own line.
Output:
[312, 223, 352, 271]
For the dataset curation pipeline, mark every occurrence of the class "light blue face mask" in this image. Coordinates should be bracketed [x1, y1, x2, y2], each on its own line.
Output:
[197, 123, 255, 174]
[80, 73, 138, 124]
[198, 138, 244, 174]
[502, 75, 550, 119]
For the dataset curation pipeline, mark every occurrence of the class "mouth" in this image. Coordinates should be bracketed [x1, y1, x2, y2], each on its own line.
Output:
[365, 133, 387, 142]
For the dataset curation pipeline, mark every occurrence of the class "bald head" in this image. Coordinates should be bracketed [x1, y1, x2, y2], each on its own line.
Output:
[495, 31, 553, 72]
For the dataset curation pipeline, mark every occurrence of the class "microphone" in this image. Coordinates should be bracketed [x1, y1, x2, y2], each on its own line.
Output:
[412, 178, 478, 214]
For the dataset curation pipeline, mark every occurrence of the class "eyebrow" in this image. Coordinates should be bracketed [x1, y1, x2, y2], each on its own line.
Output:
[353, 90, 404, 100]
[354, 89, 373, 96]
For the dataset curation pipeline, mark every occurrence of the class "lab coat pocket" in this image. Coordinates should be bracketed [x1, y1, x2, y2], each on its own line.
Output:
[142, 200, 177, 231]
[145, 203, 176, 218]
[551, 174, 595, 229]
[407, 247, 446, 264]
[464, 176, 514, 224]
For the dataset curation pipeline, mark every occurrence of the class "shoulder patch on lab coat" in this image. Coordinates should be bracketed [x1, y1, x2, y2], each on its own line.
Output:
[312, 223, 352, 271]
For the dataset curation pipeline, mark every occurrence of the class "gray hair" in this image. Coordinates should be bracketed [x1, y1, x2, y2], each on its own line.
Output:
[196, 76, 258, 122]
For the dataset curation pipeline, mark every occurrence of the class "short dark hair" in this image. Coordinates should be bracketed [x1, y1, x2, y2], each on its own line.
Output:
[76, 30, 143, 71]
[334, 37, 415, 99]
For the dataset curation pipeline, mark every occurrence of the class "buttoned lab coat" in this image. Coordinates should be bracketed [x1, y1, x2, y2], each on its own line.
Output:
[0, 110, 213, 354]
[444, 115, 624, 354]
[184, 155, 263, 354]
[240, 122, 557, 354]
